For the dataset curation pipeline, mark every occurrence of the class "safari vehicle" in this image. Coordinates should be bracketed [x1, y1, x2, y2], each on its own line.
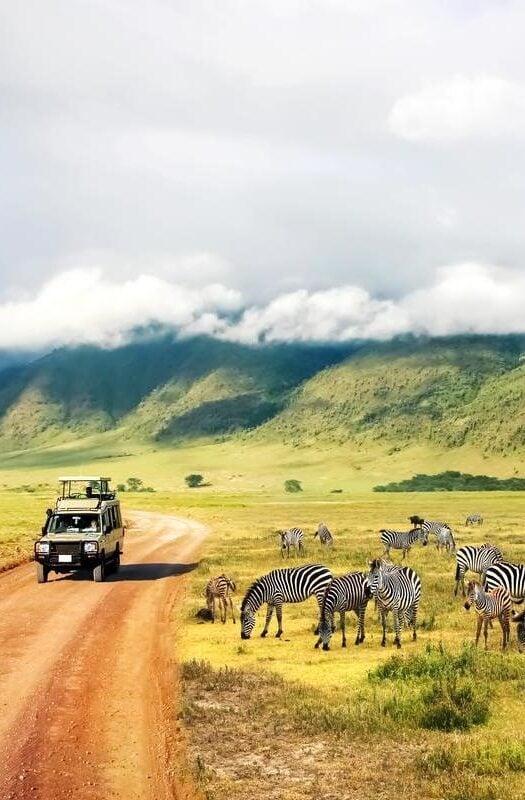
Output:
[34, 476, 124, 583]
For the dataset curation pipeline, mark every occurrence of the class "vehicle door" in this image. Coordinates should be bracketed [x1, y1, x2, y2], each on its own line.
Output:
[113, 503, 124, 553]
[102, 508, 116, 559]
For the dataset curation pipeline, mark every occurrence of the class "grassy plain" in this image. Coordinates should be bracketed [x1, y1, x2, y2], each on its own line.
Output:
[1, 440, 525, 800]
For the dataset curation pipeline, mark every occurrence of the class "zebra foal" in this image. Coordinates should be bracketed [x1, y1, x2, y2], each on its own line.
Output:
[314, 522, 334, 547]
[367, 558, 421, 648]
[379, 527, 428, 559]
[454, 544, 503, 596]
[315, 572, 371, 651]
[279, 527, 305, 558]
[435, 526, 456, 553]
[205, 574, 237, 624]
[240, 564, 333, 639]
[464, 580, 511, 650]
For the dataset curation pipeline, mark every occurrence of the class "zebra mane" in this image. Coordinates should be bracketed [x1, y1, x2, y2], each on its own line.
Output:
[241, 577, 264, 612]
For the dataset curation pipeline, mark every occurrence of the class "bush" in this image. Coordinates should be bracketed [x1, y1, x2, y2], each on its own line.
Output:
[284, 479, 302, 493]
[374, 470, 525, 492]
[185, 474, 205, 488]
[420, 677, 490, 731]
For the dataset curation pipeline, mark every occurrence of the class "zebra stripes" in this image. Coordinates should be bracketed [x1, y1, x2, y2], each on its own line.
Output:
[484, 561, 525, 604]
[240, 564, 333, 639]
[454, 544, 504, 596]
[422, 520, 452, 539]
[379, 527, 428, 559]
[279, 527, 305, 558]
[512, 608, 525, 653]
[205, 574, 237, 624]
[466, 514, 483, 526]
[314, 522, 334, 546]
[464, 580, 511, 649]
[367, 558, 422, 648]
[315, 571, 371, 651]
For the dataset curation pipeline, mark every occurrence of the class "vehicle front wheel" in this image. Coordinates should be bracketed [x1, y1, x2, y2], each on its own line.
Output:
[36, 563, 49, 584]
[93, 561, 105, 583]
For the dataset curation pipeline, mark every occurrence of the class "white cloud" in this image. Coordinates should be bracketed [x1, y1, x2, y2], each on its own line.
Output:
[389, 76, 525, 143]
[3, 263, 525, 352]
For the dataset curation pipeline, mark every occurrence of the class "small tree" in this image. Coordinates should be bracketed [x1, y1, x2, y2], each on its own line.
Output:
[117, 483, 126, 492]
[284, 479, 302, 493]
[185, 474, 205, 488]
[126, 477, 143, 492]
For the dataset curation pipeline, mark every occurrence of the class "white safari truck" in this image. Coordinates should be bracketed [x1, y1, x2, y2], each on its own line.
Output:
[34, 476, 125, 583]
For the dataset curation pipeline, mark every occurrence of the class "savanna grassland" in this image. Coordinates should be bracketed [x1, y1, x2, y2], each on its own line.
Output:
[1, 438, 525, 800]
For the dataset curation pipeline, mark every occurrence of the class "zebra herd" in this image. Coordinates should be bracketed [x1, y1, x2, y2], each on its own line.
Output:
[202, 512, 525, 653]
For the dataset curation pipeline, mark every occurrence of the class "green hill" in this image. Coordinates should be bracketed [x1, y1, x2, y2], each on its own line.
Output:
[1, 333, 525, 458]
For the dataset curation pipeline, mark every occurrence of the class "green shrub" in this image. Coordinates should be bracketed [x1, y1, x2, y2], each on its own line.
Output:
[420, 677, 490, 731]
[284, 479, 303, 493]
[185, 474, 205, 488]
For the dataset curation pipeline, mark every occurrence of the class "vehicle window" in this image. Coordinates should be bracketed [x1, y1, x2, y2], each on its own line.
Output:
[115, 506, 122, 527]
[103, 511, 112, 532]
[49, 514, 100, 533]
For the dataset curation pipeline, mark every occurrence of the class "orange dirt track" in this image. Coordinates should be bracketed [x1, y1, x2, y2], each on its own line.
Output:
[0, 511, 207, 800]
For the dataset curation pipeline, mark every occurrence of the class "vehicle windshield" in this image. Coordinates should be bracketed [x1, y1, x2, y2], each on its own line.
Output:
[48, 514, 101, 533]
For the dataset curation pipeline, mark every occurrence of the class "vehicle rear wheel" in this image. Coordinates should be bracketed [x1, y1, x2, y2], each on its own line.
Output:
[93, 560, 105, 583]
[113, 548, 120, 573]
[36, 563, 49, 584]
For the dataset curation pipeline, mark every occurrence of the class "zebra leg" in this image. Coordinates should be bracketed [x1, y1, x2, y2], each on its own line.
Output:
[275, 603, 283, 638]
[220, 597, 227, 624]
[393, 611, 402, 648]
[380, 608, 387, 647]
[483, 619, 489, 650]
[211, 596, 216, 623]
[228, 596, 236, 624]
[260, 604, 274, 637]
[474, 616, 482, 646]
[355, 607, 365, 645]
[411, 605, 418, 641]
[340, 611, 346, 648]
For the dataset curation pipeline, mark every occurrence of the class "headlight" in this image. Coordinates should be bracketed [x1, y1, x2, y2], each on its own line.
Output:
[36, 542, 49, 554]
[84, 542, 98, 553]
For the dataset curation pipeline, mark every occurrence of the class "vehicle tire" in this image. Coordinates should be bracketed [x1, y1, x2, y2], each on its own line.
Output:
[36, 563, 49, 584]
[113, 548, 120, 573]
[93, 560, 105, 583]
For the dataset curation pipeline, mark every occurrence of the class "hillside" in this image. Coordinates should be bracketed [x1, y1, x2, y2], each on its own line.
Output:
[1, 334, 525, 457]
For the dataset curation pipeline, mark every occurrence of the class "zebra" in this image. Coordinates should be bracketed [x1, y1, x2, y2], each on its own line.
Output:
[422, 520, 453, 541]
[367, 558, 421, 648]
[379, 527, 428, 559]
[484, 561, 525, 604]
[205, 575, 237, 623]
[454, 544, 504, 596]
[314, 522, 334, 547]
[466, 514, 483, 526]
[240, 564, 333, 639]
[315, 572, 371, 650]
[279, 527, 305, 558]
[512, 608, 525, 652]
[435, 526, 456, 553]
[464, 580, 511, 650]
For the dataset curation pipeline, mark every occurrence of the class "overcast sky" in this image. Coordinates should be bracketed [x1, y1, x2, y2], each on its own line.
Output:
[2, 1, 525, 350]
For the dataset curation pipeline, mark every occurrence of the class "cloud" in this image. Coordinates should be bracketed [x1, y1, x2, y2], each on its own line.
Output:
[389, 76, 525, 143]
[4, 263, 525, 352]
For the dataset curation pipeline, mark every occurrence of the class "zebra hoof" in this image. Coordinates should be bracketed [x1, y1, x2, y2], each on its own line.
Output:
[322, 644, 329, 651]
[275, 631, 283, 639]
[394, 639, 401, 649]
[314, 641, 320, 649]
[260, 631, 268, 638]
[342, 641, 347, 648]
[381, 640, 386, 647]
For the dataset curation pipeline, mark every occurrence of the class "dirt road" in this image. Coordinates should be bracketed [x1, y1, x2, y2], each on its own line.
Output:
[0, 511, 207, 800]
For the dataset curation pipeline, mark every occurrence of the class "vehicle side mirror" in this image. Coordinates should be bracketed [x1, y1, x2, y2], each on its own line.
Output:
[104, 524, 112, 534]
[41, 526, 46, 534]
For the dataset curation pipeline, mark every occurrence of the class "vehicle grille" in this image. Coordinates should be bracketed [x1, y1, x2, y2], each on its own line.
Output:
[49, 541, 82, 565]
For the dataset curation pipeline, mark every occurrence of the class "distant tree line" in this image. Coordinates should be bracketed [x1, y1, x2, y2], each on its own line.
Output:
[117, 477, 155, 493]
[374, 470, 525, 492]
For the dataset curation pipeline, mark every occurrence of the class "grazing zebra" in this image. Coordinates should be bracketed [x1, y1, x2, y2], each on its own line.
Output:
[315, 572, 371, 650]
[314, 522, 334, 547]
[240, 564, 333, 639]
[379, 527, 428, 559]
[205, 574, 237, 624]
[464, 580, 511, 650]
[454, 544, 504, 596]
[512, 608, 525, 653]
[421, 520, 453, 540]
[484, 561, 525, 604]
[435, 526, 456, 553]
[279, 527, 305, 558]
[466, 514, 483, 526]
[367, 558, 421, 648]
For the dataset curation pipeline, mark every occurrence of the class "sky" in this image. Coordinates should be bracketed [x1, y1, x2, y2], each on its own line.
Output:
[2, 0, 525, 350]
